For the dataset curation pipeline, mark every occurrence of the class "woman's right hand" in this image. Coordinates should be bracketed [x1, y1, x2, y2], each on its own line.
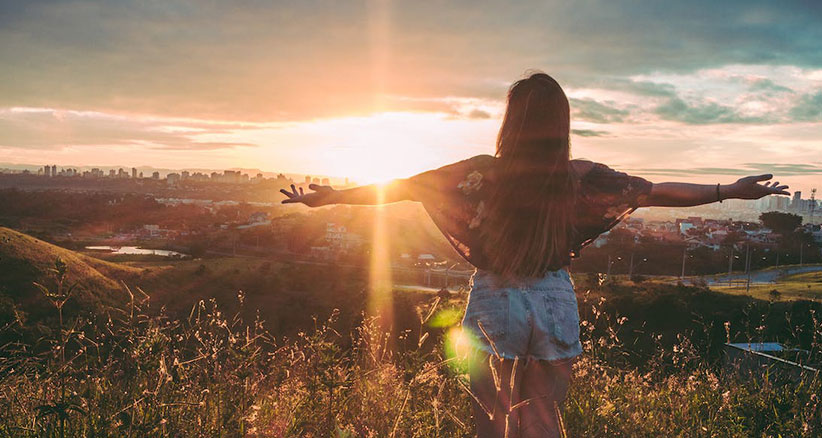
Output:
[280, 183, 337, 207]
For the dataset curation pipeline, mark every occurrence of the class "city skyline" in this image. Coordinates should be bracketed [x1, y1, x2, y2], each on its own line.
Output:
[0, 1, 821, 191]
[8, 161, 822, 220]
[0, 161, 352, 184]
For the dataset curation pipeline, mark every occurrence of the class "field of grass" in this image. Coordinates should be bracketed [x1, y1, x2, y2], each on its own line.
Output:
[710, 270, 822, 302]
[1, 272, 819, 437]
[2, 229, 822, 436]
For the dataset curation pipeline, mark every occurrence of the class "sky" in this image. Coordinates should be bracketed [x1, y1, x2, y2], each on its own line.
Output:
[1, 0, 821, 191]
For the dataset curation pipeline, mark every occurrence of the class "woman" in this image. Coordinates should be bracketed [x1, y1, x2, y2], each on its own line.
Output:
[280, 72, 789, 437]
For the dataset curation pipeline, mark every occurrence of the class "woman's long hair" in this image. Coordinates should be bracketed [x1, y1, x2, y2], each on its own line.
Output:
[480, 72, 577, 278]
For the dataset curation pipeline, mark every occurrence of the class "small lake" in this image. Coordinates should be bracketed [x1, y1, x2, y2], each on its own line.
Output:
[86, 246, 189, 258]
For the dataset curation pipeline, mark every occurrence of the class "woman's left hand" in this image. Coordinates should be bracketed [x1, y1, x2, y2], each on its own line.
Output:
[729, 174, 790, 200]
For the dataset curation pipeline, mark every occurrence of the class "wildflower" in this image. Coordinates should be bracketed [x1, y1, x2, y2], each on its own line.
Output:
[720, 390, 731, 411]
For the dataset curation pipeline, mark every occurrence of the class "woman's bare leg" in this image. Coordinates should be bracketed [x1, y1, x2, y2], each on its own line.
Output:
[517, 358, 573, 438]
[469, 353, 524, 438]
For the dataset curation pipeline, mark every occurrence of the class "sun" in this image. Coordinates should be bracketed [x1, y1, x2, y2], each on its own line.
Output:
[244, 110, 497, 186]
[312, 112, 454, 184]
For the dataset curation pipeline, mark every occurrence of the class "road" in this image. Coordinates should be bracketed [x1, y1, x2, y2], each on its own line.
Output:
[706, 264, 822, 286]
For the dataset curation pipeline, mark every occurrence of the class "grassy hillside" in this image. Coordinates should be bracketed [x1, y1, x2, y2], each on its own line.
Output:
[1, 228, 820, 435]
[0, 227, 140, 322]
[0, 227, 432, 341]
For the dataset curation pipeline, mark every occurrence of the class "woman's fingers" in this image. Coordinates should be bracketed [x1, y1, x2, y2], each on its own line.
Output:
[753, 174, 774, 182]
[279, 188, 294, 198]
[299, 187, 304, 196]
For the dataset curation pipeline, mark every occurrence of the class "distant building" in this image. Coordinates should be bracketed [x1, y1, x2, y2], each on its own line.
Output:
[792, 191, 802, 210]
[132, 167, 138, 178]
[324, 223, 363, 252]
[321, 178, 330, 186]
[167, 173, 180, 185]
[152, 171, 160, 180]
[51, 165, 56, 176]
[43, 165, 51, 177]
[143, 224, 162, 238]
[223, 170, 241, 184]
[305, 176, 311, 184]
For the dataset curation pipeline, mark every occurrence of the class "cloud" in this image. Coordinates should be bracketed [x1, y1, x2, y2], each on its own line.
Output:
[1, 1, 821, 121]
[788, 91, 822, 122]
[654, 96, 770, 124]
[570, 98, 629, 123]
[467, 109, 492, 119]
[583, 78, 678, 98]
[631, 163, 822, 177]
[748, 78, 793, 94]
[0, 108, 256, 150]
[572, 129, 609, 137]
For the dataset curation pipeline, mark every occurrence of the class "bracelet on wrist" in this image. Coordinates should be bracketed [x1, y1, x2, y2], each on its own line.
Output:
[716, 183, 723, 203]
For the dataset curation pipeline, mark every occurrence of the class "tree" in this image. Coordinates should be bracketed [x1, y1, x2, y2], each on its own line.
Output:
[721, 230, 745, 247]
[759, 211, 802, 236]
[607, 227, 635, 245]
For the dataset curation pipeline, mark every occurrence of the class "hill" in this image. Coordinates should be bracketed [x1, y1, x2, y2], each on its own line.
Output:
[0, 227, 140, 322]
[0, 227, 424, 341]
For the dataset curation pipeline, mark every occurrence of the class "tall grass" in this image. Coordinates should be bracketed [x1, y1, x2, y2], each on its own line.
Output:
[0, 259, 819, 437]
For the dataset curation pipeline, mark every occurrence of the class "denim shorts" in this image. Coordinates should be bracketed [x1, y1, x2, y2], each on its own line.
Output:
[461, 268, 582, 362]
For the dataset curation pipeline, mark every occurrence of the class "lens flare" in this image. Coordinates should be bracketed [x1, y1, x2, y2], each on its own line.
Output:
[443, 326, 481, 374]
[427, 307, 464, 329]
[367, 184, 393, 340]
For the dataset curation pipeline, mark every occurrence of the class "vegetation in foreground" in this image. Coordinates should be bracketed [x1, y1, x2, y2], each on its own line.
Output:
[1, 260, 820, 437]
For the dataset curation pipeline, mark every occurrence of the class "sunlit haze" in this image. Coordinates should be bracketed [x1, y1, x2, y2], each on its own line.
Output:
[1, 1, 821, 192]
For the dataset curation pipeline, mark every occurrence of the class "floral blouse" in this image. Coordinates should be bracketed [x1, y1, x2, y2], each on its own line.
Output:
[406, 154, 653, 271]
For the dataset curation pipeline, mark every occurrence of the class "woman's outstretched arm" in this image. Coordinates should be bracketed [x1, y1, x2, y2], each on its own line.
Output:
[280, 179, 414, 207]
[639, 174, 790, 207]
[280, 157, 472, 207]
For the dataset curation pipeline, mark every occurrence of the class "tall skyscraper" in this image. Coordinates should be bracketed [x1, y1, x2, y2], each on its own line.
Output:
[792, 191, 802, 210]
[44, 165, 51, 177]
[132, 167, 138, 178]
[51, 165, 57, 176]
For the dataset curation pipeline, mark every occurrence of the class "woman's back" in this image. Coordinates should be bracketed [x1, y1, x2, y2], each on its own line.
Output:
[406, 154, 653, 274]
